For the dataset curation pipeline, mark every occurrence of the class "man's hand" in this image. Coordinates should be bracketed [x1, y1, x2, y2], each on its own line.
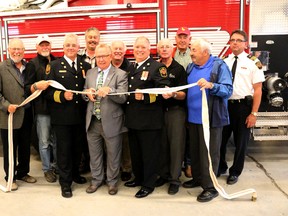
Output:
[197, 78, 213, 91]
[97, 86, 111, 98]
[85, 88, 96, 102]
[135, 89, 144, 100]
[64, 91, 73, 101]
[36, 80, 50, 90]
[8, 104, 17, 113]
[245, 114, 257, 128]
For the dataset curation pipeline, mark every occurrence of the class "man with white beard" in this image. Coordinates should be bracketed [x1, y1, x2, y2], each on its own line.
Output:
[25, 34, 57, 183]
[0, 38, 36, 191]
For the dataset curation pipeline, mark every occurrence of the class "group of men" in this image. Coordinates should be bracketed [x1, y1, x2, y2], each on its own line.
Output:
[0, 26, 264, 202]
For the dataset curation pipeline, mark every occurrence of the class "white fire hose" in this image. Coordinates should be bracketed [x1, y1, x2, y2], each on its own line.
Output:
[0, 80, 257, 201]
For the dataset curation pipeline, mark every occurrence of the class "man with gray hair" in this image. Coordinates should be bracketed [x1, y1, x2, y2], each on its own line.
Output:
[84, 43, 128, 195]
[45, 34, 91, 198]
[0, 38, 36, 191]
[184, 38, 233, 202]
[155, 38, 187, 195]
[124, 36, 170, 198]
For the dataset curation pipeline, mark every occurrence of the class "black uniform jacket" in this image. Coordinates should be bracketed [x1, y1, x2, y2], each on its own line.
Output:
[125, 57, 170, 130]
[45, 56, 91, 125]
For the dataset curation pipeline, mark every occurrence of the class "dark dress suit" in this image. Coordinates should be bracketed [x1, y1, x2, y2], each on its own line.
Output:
[0, 59, 33, 181]
[125, 57, 170, 190]
[45, 56, 90, 188]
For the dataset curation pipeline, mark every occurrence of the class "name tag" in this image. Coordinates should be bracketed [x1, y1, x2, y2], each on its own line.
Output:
[59, 70, 67, 73]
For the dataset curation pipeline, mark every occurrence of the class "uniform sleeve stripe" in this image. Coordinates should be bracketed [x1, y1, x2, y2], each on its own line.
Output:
[54, 91, 62, 103]
[149, 94, 157, 103]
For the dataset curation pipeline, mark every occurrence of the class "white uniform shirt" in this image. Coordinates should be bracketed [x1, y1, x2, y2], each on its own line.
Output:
[224, 51, 265, 100]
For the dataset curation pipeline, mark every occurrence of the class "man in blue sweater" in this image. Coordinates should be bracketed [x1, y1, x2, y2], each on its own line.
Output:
[183, 38, 233, 202]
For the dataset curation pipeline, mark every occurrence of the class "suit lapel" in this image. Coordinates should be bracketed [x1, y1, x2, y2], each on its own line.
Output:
[103, 65, 115, 86]
[92, 67, 99, 88]
[6, 60, 24, 87]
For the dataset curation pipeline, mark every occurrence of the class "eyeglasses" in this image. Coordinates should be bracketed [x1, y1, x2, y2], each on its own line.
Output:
[96, 54, 110, 59]
[229, 39, 246, 43]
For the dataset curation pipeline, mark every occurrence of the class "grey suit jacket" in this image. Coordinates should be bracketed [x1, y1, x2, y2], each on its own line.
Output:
[0, 59, 25, 129]
[84, 64, 128, 138]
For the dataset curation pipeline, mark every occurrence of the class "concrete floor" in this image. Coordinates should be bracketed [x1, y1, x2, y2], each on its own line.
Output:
[0, 140, 287, 216]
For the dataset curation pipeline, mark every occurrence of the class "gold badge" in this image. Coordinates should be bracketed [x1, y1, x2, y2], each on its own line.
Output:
[45, 64, 51, 75]
[141, 71, 149, 81]
[255, 61, 263, 69]
[159, 67, 167, 78]
[82, 69, 86, 78]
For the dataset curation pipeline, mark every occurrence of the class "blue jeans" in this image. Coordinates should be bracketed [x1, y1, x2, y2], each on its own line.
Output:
[36, 114, 57, 172]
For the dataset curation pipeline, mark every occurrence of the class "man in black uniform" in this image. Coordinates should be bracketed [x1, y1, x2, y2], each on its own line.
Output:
[45, 34, 91, 198]
[155, 38, 187, 195]
[124, 36, 170, 198]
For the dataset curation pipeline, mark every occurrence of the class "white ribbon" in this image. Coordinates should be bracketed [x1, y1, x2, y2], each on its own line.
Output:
[0, 90, 42, 192]
[201, 90, 257, 201]
[1, 80, 257, 201]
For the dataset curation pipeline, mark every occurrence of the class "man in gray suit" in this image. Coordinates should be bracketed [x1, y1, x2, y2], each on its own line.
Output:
[0, 38, 36, 191]
[84, 44, 128, 195]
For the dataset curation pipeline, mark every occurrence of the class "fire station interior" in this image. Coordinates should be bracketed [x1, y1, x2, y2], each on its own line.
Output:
[0, 1, 287, 216]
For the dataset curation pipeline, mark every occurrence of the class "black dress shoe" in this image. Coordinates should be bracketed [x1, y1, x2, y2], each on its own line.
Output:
[216, 168, 227, 177]
[121, 172, 132, 181]
[168, 183, 179, 195]
[124, 180, 140, 188]
[135, 187, 154, 198]
[61, 186, 72, 198]
[182, 179, 201, 188]
[155, 177, 167, 187]
[197, 189, 219, 202]
[227, 175, 238, 185]
[73, 176, 87, 184]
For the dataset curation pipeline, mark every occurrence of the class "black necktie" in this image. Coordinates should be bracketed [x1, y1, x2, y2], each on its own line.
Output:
[72, 61, 77, 74]
[231, 56, 238, 83]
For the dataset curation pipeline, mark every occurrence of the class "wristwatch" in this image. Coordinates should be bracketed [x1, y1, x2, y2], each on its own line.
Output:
[251, 112, 258, 117]
[33, 83, 38, 91]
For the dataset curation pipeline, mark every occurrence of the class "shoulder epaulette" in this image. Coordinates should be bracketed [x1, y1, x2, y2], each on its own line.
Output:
[247, 54, 263, 69]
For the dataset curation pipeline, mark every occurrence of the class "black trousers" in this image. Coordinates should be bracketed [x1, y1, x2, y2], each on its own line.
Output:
[53, 124, 82, 187]
[188, 123, 222, 190]
[219, 101, 251, 176]
[128, 128, 161, 190]
[1, 108, 32, 181]
[159, 107, 186, 185]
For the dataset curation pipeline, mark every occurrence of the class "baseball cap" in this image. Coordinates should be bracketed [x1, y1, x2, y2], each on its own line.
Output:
[176, 27, 190, 36]
[36, 34, 51, 45]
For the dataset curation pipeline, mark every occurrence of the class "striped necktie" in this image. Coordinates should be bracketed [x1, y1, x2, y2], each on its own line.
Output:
[93, 71, 104, 119]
